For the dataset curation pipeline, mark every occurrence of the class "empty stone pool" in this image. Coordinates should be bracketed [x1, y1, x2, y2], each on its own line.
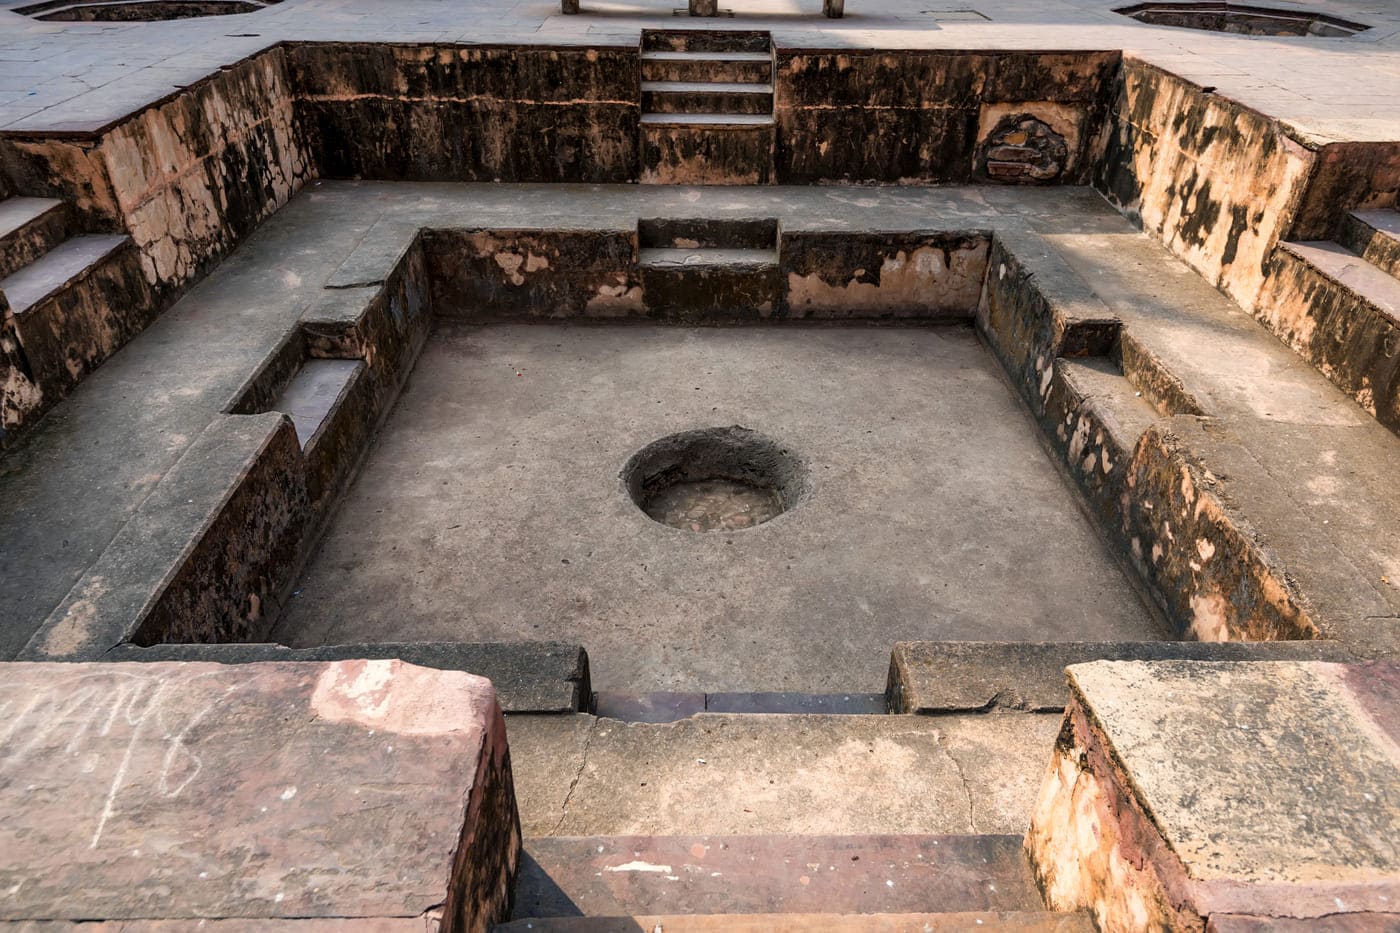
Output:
[273, 322, 1167, 692]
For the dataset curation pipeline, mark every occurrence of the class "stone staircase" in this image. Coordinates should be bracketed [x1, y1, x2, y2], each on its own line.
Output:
[1259, 204, 1400, 435]
[639, 30, 775, 185]
[0, 193, 151, 447]
[496, 709, 1093, 931]
[638, 217, 780, 320]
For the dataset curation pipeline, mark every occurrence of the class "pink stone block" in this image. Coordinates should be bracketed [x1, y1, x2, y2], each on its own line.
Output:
[0, 660, 519, 931]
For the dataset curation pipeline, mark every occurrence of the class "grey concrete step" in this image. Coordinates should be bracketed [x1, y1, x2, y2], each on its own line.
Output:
[270, 356, 369, 509]
[511, 834, 1046, 919]
[496, 914, 1095, 932]
[1339, 209, 1400, 282]
[0, 233, 130, 315]
[0, 196, 67, 280]
[885, 640, 1396, 715]
[642, 80, 773, 115]
[639, 247, 781, 318]
[272, 357, 364, 453]
[1281, 240, 1400, 326]
[1055, 355, 1162, 449]
[506, 712, 1061, 838]
[638, 246, 778, 269]
[1264, 240, 1400, 434]
[641, 111, 774, 128]
[641, 50, 773, 84]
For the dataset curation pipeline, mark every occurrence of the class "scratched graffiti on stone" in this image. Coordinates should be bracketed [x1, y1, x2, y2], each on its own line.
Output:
[0, 669, 260, 848]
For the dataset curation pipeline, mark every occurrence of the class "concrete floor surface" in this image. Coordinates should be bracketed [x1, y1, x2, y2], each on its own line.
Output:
[275, 322, 1164, 692]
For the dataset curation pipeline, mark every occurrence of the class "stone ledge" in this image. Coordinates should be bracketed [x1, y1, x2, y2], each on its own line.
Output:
[105, 641, 592, 713]
[885, 640, 1395, 713]
[15, 413, 308, 661]
[1027, 659, 1400, 928]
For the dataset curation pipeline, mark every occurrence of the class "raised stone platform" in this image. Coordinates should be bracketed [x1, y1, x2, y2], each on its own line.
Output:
[0, 659, 520, 930]
[1027, 659, 1400, 928]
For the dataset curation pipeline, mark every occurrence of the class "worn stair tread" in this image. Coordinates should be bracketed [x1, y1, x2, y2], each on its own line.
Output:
[494, 911, 1095, 931]
[512, 834, 1044, 919]
[1282, 240, 1400, 323]
[0, 233, 128, 315]
[0, 196, 64, 242]
[641, 111, 774, 127]
[641, 80, 774, 94]
[271, 357, 364, 451]
[1056, 356, 1162, 446]
[1342, 208, 1400, 279]
[1349, 208, 1400, 243]
[639, 247, 778, 269]
[641, 50, 772, 62]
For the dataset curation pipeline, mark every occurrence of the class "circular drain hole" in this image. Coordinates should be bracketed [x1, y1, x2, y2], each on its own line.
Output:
[623, 426, 808, 532]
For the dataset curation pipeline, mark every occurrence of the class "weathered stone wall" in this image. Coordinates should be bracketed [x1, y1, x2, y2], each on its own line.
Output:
[1096, 57, 1315, 310]
[424, 228, 643, 319]
[980, 230, 1316, 642]
[781, 232, 989, 318]
[774, 50, 1119, 184]
[0, 48, 310, 295]
[290, 44, 640, 183]
[1290, 141, 1400, 241]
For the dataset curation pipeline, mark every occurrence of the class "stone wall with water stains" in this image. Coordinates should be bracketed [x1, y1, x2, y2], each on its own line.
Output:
[1096, 57, 1315, 311]
[774, 50, 1119, 184]
[290, 43, 640, 184]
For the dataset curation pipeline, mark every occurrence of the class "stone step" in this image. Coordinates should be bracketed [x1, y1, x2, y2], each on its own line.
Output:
[641, 80, 774, 115]
[639, 248, 781, 319]
[593, 690, 887, 723]
[511, 834, 1045, 919]
[270, 356, 369, 509]
[1261, 240, 1400, 433]
[638, 246, 778, 269]
[0, 196, 67, 280]
[885, 640, 1393, 715]
[641, 29, 771, 53]
[501, 914, 1093, 932]
[273, 357, 364, 452]
[505, 712, 1061, 838]
[1339, 208, 1400, 281]
[640, 50, 773, 84]
[640, 111, 775, 128]
[640, 114, 776, 185]
[0, 233, 129, 316]
[496, 911, 1095, 931]
[637, 216, 777, 250]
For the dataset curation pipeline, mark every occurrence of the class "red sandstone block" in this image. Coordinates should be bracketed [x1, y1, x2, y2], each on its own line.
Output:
[0, 660, 520, 932]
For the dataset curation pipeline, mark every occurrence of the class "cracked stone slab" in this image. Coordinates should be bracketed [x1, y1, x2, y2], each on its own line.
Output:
[1029, 660, 1400, 928]
[0, 659, 519, 928]
[505, 712, 1061, 837]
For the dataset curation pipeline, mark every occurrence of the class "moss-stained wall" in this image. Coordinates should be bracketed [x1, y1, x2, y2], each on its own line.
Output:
[775, 50, 1119, 184]
[290, 44, 640, 183]
[1096, 57, 1316, 310]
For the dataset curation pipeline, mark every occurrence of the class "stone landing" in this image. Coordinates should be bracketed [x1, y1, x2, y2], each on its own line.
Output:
[0, 659, 520, 932]
[1027, 660, 1400, 930]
